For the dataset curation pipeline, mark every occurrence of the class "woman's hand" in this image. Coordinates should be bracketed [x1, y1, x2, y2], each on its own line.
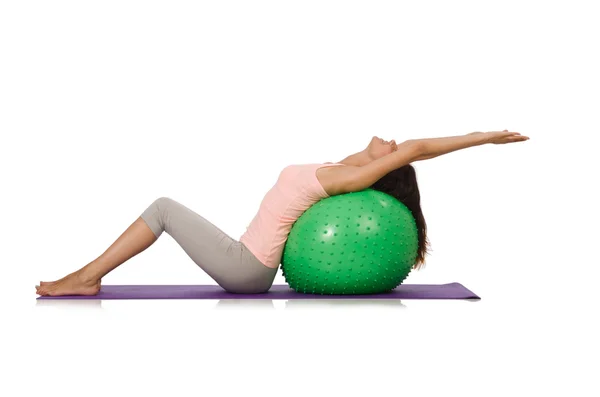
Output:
[470, 130, 530, 144]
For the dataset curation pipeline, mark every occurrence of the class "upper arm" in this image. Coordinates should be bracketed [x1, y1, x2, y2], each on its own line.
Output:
[330, 140, 422, 195]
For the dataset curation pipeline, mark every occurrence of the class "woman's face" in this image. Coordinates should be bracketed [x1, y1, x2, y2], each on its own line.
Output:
[368, 136, 397, 159]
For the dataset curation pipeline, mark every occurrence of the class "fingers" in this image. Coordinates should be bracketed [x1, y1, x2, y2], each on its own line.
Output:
[498, 130, 520, 135]
[510, 132, 527, 138]
[510, 132, 529, 140]
[487, 130, 530, 144]
[498, 130, 530, 140]
[505, 135, 529, 143]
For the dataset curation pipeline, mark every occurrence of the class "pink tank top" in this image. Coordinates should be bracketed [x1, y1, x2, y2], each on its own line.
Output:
[239, 162, 345, 269]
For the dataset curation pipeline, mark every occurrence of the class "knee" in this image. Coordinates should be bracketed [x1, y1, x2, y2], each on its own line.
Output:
[154, 196, 174, 206]
[152, 196, 175, 212]
[141, 197, 176, 237]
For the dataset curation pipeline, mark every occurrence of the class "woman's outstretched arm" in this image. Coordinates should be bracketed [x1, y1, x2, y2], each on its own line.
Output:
[411, 130, 528, 161]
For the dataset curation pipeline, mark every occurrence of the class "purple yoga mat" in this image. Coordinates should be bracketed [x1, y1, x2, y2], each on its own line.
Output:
[36, 282, 480, 300]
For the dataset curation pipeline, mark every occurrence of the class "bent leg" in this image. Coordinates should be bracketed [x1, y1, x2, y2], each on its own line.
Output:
[140, 197, 277, 293]
[36, 196, 277, 297]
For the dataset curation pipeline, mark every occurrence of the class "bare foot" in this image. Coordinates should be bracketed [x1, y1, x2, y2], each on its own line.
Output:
[36, 271, 101, 296]
[38, 274, 70, 287]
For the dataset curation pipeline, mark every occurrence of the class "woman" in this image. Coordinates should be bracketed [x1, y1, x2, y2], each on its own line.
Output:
[35, 130, 529, 296]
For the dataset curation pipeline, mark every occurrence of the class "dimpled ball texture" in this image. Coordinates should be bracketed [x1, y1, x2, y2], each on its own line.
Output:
[281, 188, 419, 295]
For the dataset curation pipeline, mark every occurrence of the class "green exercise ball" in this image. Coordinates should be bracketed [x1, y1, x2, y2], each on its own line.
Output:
[281, 188, 419, 295]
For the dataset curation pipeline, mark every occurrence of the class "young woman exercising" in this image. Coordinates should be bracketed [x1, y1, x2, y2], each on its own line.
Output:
[35, 130, 529, 296]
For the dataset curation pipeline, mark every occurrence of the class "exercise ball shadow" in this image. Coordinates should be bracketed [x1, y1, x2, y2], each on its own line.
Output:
[281, 188, 419, 295]
[213, 299, 275, 310]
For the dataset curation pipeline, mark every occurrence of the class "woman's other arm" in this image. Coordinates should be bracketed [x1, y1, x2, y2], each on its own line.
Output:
[331, 140, 422, 194]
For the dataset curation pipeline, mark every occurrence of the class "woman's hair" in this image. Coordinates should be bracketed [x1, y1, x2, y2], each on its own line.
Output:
[370, 164, 431, 270]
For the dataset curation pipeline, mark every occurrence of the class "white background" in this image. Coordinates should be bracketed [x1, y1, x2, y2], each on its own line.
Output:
[1, 0, 598, 396]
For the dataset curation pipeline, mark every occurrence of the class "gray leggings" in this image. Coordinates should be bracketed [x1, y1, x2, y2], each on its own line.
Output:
[140, 197, 277, 293]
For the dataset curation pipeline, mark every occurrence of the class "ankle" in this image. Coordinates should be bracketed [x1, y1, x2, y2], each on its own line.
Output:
[76, 267, 101, 284]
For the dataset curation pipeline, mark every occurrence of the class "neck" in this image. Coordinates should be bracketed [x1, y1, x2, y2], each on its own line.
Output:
[337, 150, 374, 167]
